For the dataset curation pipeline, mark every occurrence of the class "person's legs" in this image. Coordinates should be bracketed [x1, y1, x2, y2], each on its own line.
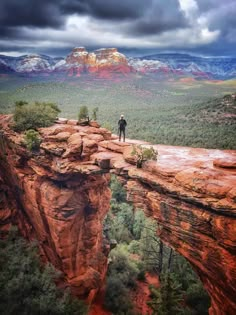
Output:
[119, 128, 121, 141]
[123, 129, 125, 142]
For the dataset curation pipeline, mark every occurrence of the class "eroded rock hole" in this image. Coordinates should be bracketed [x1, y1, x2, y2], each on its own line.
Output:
[101, 175, 210, 315]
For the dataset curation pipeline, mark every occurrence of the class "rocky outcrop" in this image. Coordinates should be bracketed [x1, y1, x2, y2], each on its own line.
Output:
[0, 116, 112, 301]
[0, 115, 236, 314]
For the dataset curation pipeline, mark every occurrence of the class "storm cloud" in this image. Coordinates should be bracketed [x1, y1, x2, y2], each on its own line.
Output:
[60, 0, 150, 20]
[0, 0, 235, 56]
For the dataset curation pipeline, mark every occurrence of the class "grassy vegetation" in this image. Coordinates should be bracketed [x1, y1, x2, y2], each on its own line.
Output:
[0, 74, 235, 149]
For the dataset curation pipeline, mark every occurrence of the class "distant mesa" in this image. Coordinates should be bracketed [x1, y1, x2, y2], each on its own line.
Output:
[0, 47, 236, 80]
[63, 47, 132, 77]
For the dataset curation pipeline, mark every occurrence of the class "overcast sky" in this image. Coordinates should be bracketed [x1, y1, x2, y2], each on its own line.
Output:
[0, 0, 235, 57]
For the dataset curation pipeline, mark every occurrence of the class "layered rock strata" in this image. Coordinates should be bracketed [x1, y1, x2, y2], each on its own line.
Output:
[0, 115, 235, 314]
[65, 47, 131, 77]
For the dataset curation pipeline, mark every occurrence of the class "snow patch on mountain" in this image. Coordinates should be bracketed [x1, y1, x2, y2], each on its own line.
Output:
[0, 50, 235, 79]
[128, 54, 236, 79]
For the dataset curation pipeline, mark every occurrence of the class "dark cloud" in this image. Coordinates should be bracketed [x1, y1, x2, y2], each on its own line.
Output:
[126, 0, 187, 35]
[208, 2, 236, 34]
[0, 0, 185, 35]
[0, 0, 63, 36]
[60, 0, 188, 34]
[0, 26, 17, 38]
[0, 0, 188, 44]
[196, 0, 220, 12]
[60, 0, 150, 20]
[0, 0, 235, 56]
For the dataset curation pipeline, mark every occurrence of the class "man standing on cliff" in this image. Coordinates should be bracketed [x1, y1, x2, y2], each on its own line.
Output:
[118, 114, 127, 142]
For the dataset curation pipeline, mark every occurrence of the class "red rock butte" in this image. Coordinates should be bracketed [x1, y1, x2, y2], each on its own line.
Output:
[65, 47, 132, 77]
[0, 115, 235, 314]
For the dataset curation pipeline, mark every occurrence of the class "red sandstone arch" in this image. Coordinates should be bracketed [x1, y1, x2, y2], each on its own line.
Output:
[0, 115, 235, 314]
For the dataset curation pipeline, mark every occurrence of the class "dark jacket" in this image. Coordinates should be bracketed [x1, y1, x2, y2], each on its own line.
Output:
[118, 118, 127, 130]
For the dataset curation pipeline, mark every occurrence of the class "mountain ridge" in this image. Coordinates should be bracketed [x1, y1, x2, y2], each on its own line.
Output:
[0, 47, 235, 80]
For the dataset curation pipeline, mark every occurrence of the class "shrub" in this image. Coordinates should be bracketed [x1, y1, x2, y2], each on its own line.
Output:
[15, 100, 28, 107]
[131, 145, 158, 168]
[13, 102, 60, 131]
[104, 277, 133, 314]
[128, 240, 141, 254]
[108, 246, 138, 288]
[24, 129, 41, 151]
[78, 106, 89, 121]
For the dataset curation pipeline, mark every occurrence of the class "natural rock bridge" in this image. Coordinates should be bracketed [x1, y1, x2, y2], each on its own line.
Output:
[0, 115, 236, 315]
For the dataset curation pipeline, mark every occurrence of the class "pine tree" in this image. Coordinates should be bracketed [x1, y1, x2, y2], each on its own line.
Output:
[148, 273, 184, 315]
[78, 106, 89, 120]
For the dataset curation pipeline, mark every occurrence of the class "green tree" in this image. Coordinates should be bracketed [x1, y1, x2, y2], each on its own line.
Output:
[108, 246, 138, 287]
[148, 273, 183, 315]
[13, 102, 60, 131]
[15, 100, 28, 107]
[132, 209, 146, 240]
[104, 246, 138, 314]
[186, 282, 210, 315]
[131, 145, 158, 168]
[140, 218, 162, 273]
[108, 202, 134, 243]
[110, 175, 126, 203]
[104, 277, 133, 315]
[0, 228, 87, 315]
[24, 129, 42, 151]
[78, 106, 89, 121]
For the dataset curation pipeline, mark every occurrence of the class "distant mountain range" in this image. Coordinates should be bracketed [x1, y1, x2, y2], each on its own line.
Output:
[0, 48, 236, 80]
[129, 53, 236, 80]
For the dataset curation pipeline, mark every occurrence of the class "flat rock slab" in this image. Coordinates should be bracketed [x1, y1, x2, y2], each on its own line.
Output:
[213, 158, 236, 169]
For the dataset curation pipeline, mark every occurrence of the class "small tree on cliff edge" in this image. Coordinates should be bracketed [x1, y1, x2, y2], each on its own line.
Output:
[131, 145, 158, 168]
[78, 106, 89, 121]
[24, 129, 42, 151]
[13, 102, 60, 131]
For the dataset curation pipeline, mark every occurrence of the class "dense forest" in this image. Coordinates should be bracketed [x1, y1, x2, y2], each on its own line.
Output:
[0, 76, 235, 149]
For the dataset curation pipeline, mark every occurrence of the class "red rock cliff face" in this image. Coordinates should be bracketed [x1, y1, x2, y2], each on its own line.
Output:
[0, 116, 112, 301]
[124, 149, 236, 315]
[65, 47, 132, 77]
[0, 115, 236, 314]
